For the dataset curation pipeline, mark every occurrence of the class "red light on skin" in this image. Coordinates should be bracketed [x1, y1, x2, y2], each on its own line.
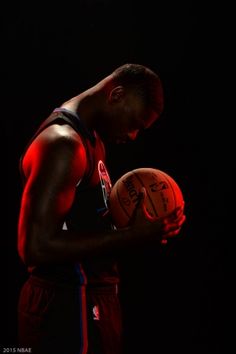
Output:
[161, 239, 168, 245]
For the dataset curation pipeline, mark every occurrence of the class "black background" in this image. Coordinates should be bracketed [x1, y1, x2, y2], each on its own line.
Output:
[2, 1, 230, 353]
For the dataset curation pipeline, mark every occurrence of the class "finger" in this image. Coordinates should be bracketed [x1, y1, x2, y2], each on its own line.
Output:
[169, 203, 185, 217]
[139, 188, 158, 221]
[129, 188, 148, 224]
[166, 209, 186, 225]
[134, 187, 146, 209]
[179, 214, 186, 226]
[174, 214, 186, 227]
[161, 239, 168, 245]
[163, 227, 182, 239]
[170, 213, 186, 226]
[139, 187, 147, 204]
[162, 215, 186, 235]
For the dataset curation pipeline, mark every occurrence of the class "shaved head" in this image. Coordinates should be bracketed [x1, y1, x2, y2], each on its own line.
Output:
[111, 63, 164, 119]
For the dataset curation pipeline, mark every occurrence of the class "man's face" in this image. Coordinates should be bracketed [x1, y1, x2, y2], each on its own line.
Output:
[98, 91, 158, 144]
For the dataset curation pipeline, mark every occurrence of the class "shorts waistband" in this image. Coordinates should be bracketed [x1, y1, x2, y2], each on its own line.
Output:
[86, 283, 119, 295]
[28, 275, 82, 289]
[28, 275, 118, 294]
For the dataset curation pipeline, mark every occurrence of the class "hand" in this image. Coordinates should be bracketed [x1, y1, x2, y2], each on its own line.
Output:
[130, 187, 186, 244]
[159, 203, 186, 244]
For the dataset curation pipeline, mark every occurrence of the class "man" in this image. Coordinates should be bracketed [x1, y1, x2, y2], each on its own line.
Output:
[17, 63, 185, 354]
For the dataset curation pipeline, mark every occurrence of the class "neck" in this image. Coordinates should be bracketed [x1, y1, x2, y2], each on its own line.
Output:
[60, 76, 112, 130]
[60, 89, 97, 130]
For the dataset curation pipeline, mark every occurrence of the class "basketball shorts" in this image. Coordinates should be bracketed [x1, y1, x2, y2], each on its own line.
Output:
[18, 275, 123, 354]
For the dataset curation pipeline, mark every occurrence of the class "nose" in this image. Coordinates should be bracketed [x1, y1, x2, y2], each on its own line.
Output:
[127, 130, 139, 140]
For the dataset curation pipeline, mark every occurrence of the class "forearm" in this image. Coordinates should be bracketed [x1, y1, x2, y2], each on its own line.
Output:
[27, 223, 162, 266]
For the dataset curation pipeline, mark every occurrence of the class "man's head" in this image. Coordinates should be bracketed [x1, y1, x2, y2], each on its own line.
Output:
[94, 63, 164, 143]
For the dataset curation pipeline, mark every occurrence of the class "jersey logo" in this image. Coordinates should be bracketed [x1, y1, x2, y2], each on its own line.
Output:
[98, 160, 112, 209]
[92, 305, 100, 320]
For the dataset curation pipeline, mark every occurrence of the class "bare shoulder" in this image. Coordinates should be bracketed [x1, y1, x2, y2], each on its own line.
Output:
[22, 124, 87, 177]
[29, 123, 85, 155]
[37, 123, 83, 146]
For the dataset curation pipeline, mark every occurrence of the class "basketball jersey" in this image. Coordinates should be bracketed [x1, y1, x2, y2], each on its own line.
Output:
[19, 108, 119, 286]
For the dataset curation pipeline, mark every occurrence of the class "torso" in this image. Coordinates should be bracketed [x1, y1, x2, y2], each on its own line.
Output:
[20, 108, 119, 285]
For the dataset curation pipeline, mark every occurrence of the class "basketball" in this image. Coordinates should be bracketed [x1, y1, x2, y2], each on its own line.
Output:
[109, 167, 184, 228]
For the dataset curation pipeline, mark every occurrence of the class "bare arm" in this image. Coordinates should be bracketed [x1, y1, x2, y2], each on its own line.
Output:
[18, 124, 185, 266]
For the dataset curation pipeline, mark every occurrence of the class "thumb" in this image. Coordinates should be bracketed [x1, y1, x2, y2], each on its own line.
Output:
[137, 187, 156, 221]
[131, 187, 146, 218]
[137, 187, 147, 208]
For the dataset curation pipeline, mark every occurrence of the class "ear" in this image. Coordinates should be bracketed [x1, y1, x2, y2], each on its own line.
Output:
[108, 86, 124, 103]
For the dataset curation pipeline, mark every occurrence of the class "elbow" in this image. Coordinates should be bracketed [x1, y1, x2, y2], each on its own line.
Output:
[18, 212, 57, 266]
[19, 242, 42, 267]
[23, 244, 43, 267]
[18, 234, 50, 267]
